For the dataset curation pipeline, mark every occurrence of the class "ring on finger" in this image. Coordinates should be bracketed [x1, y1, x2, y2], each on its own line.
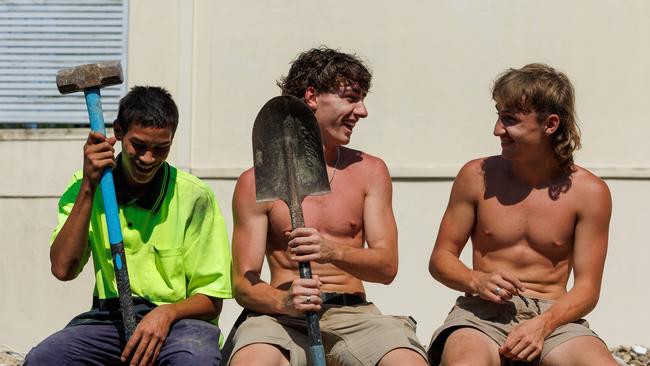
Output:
[494, 286, 502, 295]
[306, 295, 311, 304]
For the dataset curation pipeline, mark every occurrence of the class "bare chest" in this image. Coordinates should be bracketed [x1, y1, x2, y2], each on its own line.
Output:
[267, 176, 365, 250]
[475, 190, 577, 253]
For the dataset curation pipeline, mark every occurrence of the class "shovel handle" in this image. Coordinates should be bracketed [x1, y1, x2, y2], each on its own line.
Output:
[84, 88, 137, 340]
[288, 203, 325, 366]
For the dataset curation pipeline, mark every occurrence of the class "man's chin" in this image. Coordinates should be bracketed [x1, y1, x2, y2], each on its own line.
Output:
[130, 168, 159, 185]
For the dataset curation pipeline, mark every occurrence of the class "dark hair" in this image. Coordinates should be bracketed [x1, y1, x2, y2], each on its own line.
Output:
[492, 63, 581, 170]
[116, 86, 179, 133]
[277, 46, 372, 99]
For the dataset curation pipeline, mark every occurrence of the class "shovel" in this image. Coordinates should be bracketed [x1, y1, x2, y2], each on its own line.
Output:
[253, 95, 330, 366]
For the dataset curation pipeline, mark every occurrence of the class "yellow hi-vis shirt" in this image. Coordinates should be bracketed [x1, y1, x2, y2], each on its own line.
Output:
[51, 161, 233, 316]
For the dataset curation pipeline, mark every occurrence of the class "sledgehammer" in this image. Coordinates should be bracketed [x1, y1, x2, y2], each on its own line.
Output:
[56, 61, 137, 340]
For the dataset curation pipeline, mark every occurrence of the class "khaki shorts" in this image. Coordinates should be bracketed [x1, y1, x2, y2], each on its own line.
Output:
[428, 295, 603, 365]
[229, 303, 428, 366]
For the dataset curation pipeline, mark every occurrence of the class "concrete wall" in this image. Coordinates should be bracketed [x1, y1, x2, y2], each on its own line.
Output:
[1, 0, 649, 353]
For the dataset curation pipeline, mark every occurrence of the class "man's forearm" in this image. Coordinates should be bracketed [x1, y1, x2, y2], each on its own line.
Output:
[330, 245, 397, 284]
[535, 284, 600, 337]
[234, 276, 289, 315]
[430, 249, 479, 294]
[162, 293, 223, 323]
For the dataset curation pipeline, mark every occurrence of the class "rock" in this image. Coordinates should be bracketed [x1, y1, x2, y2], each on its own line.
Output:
[633, 345, 648, 356]
[611, 344, 650, 366]
[0, 347, 23, 366]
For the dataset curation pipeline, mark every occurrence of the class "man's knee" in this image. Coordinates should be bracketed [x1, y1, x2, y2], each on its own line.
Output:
[24, 334, 70, 365]
[160, 319, 222, 365]
[229, 343, 291, 366]
[439, 328, 501, 366]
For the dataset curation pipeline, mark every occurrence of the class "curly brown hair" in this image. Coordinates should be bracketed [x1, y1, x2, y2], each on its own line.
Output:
[492, 63, 581, 170]
[277, 46, 372, 99]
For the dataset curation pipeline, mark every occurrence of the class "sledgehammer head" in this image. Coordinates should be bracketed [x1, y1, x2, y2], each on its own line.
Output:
[56, 60, 123, 94]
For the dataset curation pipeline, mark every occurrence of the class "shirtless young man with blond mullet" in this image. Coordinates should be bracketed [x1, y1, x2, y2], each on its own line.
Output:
[229, 47, 428, 366]
[428, 64, 617, 366]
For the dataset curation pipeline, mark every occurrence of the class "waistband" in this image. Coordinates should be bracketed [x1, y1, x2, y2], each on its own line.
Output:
[320, 292, 367, 306]
[92, 296, 157, 312]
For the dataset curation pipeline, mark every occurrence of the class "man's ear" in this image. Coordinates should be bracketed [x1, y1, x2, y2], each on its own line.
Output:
[544, 114, 560, 135]
[303, 86, 318, 111]
[113, 119, 124, 140]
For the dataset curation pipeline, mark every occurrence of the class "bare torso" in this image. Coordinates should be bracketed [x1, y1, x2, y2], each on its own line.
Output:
[471, 156, 587, 299]
[264, 147, 369, 296]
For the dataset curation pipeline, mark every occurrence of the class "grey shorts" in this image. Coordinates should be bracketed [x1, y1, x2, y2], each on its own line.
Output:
[229, 302, 428, 366]
[428, 295, 603, 365]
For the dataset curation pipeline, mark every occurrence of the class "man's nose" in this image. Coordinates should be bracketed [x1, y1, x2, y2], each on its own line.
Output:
[140, 150, 155, 164]
[354, 101, 368, 118]
[493, 119, 505, 136]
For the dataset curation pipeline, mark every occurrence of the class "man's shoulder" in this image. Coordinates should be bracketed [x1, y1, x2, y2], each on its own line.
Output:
[456, 156, 495, 181]
[341, 147, 388, 174]
[569, 165, 611, 198]
[171, 166, 215, 199]
[57, 170, 84, 200]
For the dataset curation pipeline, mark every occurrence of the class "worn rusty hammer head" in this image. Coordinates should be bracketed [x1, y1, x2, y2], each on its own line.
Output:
[56, 60, 123, 94]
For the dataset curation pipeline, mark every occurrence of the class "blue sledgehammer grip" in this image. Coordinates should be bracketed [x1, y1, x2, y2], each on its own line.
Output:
[85, 88, 137, 340]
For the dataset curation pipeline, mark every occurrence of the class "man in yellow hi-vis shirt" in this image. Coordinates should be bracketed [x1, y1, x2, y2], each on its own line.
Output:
[25, 86, 232, 366]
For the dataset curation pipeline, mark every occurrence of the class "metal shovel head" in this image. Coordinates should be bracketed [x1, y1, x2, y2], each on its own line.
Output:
[253, 95, 330, 203]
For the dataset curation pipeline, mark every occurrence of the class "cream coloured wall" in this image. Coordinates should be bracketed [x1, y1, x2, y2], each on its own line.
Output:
[1, 0, 648, 354]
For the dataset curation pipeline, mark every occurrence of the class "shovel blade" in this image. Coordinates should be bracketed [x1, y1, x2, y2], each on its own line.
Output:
[253, 95, 330, 203]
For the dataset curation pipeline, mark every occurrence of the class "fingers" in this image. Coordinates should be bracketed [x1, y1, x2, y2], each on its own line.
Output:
[287, 233, 320, 262]
[84, 132, 116, 186]
[500, 271, 526, 293]
[479, 270, 527, 302]
[135, 335, 159, 366]
[288, 278, 323, 312]
[500, 341, 541, 362]
[286, 227, 316, 240]
[120, 331, 141, 362]
[149, 342, 163, 366]
[129, 334, 150, 366]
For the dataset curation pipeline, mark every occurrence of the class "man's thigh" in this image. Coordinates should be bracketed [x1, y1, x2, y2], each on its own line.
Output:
[320, 304, 428, 366]
[540, 336, 617, 366]
[228, 315, 309, 366]
[25, 324, 123, 366]
[440, 327, 501, 366]
[158, 318, 221, 365]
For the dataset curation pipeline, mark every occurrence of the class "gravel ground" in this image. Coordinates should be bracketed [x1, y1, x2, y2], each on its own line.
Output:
[0, 345, 23, 366]
[1, 344, 648, 365]
[611, 345, 650, 366]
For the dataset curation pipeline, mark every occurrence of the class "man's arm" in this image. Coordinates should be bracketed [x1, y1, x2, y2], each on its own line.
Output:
[232, 169, 322, 316]
[429, 160, 524, 301]
[500, 174, 612, 361]
[50, 132, 116, 280]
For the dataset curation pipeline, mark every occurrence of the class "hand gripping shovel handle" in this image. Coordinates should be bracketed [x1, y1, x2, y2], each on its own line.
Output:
[84, 88, 137, 340]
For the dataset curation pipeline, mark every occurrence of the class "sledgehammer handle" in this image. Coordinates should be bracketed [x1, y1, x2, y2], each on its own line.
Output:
[84, 88, 137, 340]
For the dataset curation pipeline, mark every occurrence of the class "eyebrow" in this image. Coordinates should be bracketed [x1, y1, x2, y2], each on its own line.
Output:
[130, 137, 171, 146]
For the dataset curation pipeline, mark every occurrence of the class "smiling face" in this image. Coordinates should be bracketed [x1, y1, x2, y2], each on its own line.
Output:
[493, 103, 558, 162]
[114, 122, 173, 186]
[305, 84, 368, 147]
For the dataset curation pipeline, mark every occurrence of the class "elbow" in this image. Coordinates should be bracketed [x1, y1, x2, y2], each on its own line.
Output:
[233, 275, 253, 308]
[51, 266, 76, 281]
[379, 262, 398, 285]
[428, 252, 441, 280]
[429, 262, 441, 281]
[51, 261, 78, 281]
